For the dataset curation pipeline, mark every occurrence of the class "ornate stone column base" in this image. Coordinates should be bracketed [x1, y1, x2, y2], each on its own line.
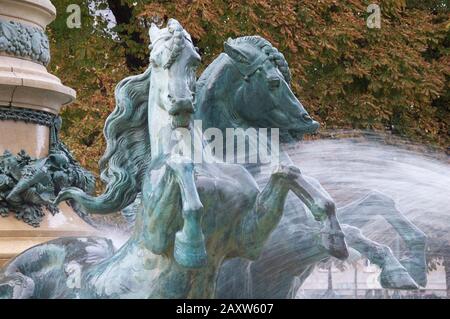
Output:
[0, 0, 97, 265]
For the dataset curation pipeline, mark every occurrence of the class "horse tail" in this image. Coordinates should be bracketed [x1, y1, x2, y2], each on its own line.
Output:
[55, 67, 152, 214]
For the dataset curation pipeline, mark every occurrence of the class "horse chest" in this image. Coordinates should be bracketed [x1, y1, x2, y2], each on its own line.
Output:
[149, 105, 172, 158]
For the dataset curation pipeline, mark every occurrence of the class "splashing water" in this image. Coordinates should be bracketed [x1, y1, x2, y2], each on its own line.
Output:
[97, 226, 130, 249]
[287, 132, 450, 246]
[97, 131, 450, 298]
[286, 131, 449, 298]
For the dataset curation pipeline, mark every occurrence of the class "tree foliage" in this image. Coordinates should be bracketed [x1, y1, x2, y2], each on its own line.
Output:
[48, 0, 449, 178]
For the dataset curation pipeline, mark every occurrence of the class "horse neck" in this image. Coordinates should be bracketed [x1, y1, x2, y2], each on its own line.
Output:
[196, 54, 244, 132]
[148, 70, 172, 158]
[196, 55, 253, 167]
[196, 54, 292, 171]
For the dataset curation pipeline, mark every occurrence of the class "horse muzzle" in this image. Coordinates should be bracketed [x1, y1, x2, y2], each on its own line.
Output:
[168, 98, 195, 128]
[298, 114, 320, 133]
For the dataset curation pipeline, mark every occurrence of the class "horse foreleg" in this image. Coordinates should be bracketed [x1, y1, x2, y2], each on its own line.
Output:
[338, 191, 427, 286]
[342, 224, 419, 290]
[237, 165, 298, 260]
[166, 155, 206, 268]
[141, 167, 181, 254]
[289, 174, 348, 260]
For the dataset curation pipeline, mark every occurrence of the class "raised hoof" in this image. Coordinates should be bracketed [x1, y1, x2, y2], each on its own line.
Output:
[379, 265, 419, 290]
[174, 231, 207, 268]
[321, 227, 348, 260]
[400, 257, 428, 287]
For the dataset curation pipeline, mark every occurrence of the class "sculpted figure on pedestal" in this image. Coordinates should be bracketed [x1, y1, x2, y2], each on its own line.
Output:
[0, 115, 95, 226]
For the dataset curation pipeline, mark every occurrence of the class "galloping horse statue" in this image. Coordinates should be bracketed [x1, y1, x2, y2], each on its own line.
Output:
[0, 20, 347, 299]
[191, 36, 427, 298]
[119, 35, 427, 297]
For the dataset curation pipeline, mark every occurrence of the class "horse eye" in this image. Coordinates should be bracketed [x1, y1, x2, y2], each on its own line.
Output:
[268, 77, 280, 89]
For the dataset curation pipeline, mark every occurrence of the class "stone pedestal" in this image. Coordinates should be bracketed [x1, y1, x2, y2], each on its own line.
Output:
[0, 0, 95, 266]
[0, 203, 95, 266]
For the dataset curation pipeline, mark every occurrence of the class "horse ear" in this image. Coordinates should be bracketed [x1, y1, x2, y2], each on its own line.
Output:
[167, 18, 183, 33]
[149, 23, 160, 43]
[224, 42, 249, 64]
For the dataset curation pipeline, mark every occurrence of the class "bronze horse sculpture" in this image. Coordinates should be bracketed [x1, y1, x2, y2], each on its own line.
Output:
[0, 20, 348, 299]
[120, 35, 427, 297]
[192, 36, 427, 298]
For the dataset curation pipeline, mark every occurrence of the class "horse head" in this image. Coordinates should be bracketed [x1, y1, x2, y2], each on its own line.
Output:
[149, 19, 201, 129]
[220, 36, 319, 141]
[196, 36, 348, 262]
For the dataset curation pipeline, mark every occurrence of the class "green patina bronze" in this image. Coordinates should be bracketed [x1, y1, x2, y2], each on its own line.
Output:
[0, 106, 55, 126]
[0, 110, 95, 226]
[122, 35, 427, 297]
[0, 19, 428, 299]
[0, 19, 329, 298]
[0, 19, 50, 65]
[190, 36, 427, 296]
